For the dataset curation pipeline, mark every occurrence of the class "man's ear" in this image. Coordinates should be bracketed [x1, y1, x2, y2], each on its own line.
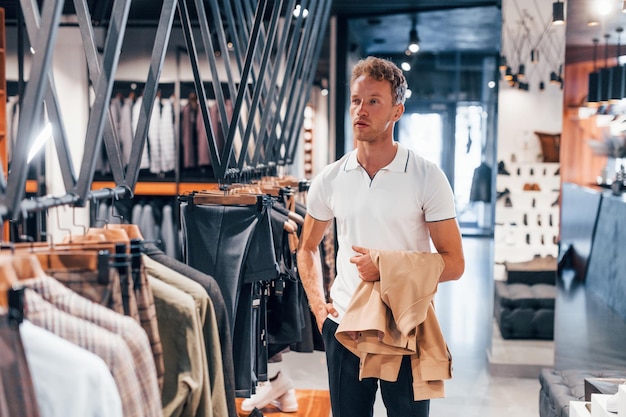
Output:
[393, 103, 405, 121]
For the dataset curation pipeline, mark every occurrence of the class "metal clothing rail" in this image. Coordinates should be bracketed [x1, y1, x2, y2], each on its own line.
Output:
[0, 0, 331, 226]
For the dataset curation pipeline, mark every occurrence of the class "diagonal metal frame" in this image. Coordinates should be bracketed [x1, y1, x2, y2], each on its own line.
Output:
[177, 0, 222, 170]
[239, 0, 282, 166]
[193, 0, 248, 171]
[125, 0, 178, 191]
[73, 0, 127, 187]
[3, 0, 65, 220]
[252, 0, 306, 166]
[285, 0, 332, 164]
[73, 0, 126, 186]
[278, 2, 324, 163]
[0, 0, 331, 221]
[20, 0, 77, 193]
[216, 0, 269, 178]
[235, 0, 285, 171]
[266, 0, 321, 164]
[223, 0, 282, 169]
[73, 0, 131, 202]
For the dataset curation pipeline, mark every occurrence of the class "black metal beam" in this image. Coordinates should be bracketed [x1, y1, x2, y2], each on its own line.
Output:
[125, 0, 177, 191]
[73, 0, 131, 203]
[73, 0, 126, 186]
[4, 0, 64, 220]
[20, 0, 77, 193]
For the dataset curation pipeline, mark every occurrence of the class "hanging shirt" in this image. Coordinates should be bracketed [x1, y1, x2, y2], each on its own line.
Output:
[119, 96, 135, 168]
[148, 97, 162, 174]
[20, 320, 123, 417]
[159, 97, 176, 173]
[24, 276, 162, 417]
[132, 96, 151, 170]
[23, 289, 145, 417]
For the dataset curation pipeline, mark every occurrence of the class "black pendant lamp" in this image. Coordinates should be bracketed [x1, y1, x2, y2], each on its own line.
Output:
[599, 33, 612, 103]
[610, 27, 625, 102]
[587, 38, 600, 105]
[552, 1, 565, 25]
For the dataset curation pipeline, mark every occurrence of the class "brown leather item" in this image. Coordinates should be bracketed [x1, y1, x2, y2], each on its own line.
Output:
[535, 131, 561, 163]
[523, 183, 541, 191]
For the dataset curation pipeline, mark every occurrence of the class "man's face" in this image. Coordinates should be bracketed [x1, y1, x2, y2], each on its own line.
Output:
[350, 75, 403, 144]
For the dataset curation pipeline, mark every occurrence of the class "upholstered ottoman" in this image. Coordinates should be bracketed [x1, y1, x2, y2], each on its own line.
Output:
[494, 281, 555, 339]
[539, 368, 626, 417]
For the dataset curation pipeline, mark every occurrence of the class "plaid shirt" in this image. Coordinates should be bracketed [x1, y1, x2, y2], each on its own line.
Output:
[24, 276, 162, 417]
[24, 289, 145, 417]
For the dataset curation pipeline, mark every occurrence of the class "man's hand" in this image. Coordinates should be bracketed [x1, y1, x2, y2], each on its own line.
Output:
[350, 245, 380, 282]
[312, 302, 338, 334]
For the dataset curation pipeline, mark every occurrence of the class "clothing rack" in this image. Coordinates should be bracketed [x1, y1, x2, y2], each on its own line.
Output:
[0, 0, 331, 230]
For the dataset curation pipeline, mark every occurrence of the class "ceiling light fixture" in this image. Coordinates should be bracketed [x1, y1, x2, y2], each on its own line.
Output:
[587, 38, 601, 105]
[599, 33, 612, 103]
[407, 16, 420, 54]
[408, 28, 420, 54]
[531, 50, 539, 64]
[499, 55, 507, 70]
[610, 27, 624, 102]
[552, 1, 565, 25]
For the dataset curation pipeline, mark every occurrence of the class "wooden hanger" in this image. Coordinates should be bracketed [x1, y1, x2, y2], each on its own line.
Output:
[86, 227, 130, 244]
[107, 224, 144, 240]
[0, 258, 18, 309]
[192, 192, 261, 206]
[11, 253, 46, 281]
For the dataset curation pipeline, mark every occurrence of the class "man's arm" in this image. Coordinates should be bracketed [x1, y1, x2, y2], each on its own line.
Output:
[427, 218, 465, 282]
[297, 214, 338, 331]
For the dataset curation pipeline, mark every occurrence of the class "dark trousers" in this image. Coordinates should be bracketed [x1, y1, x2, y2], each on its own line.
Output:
[181, 201, 278, 397]
[322, 319, 430, 417]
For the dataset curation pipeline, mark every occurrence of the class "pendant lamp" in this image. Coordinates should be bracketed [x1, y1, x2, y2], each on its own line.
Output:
[610, 28, 625, 102]
[587, 38, 600, 105]
[599, 34, 612, 104]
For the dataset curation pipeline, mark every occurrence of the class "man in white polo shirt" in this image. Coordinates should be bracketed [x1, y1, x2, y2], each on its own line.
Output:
[297, 56, 465, 417]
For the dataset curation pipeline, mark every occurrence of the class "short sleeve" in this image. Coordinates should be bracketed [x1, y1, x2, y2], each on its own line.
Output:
[422, 165, 457, 222]
[306, 169, 334, 221]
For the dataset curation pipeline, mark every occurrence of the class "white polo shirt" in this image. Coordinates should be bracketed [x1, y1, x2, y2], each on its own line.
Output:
[307, 142, 457, 322]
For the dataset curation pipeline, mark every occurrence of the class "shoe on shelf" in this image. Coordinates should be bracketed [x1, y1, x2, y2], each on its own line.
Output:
[498, 161, 510, 175]
[496, 188, 510, 200]
[271, 388, 299, 413]
[241, 371, 294, 412]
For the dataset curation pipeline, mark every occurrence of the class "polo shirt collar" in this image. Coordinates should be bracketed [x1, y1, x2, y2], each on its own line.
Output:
[344, 142, 409, 173]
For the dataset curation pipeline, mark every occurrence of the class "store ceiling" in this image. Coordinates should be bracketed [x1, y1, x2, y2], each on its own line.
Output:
[0, 1, 619, 76]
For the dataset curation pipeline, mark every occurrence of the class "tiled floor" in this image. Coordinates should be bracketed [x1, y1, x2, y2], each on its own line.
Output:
[278, 236, 549, 416]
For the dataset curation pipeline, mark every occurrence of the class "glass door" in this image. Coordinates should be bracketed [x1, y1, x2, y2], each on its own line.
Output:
[398, 103, 492, 236]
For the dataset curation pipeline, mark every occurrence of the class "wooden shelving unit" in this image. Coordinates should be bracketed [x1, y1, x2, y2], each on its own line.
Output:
[91, 180, 220, 196]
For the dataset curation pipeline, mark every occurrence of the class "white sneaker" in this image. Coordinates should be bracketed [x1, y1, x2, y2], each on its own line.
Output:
[241, 371, 294, 412]
[271, 388, 299, 412]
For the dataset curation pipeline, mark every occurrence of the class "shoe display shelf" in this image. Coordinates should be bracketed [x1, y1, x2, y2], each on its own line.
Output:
[494, 162, 560, 280]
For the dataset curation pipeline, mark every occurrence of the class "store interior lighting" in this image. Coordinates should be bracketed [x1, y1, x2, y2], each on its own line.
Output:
[552, 1, 565, 25]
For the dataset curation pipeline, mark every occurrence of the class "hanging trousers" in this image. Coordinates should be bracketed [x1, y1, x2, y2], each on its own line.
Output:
[181, 199, 279, 397]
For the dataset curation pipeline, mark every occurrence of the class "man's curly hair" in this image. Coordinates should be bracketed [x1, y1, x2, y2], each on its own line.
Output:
[350, 56, 407, 105]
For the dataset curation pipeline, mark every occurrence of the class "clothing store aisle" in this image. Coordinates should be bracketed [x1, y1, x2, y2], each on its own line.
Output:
[279, 236, 542, 417]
